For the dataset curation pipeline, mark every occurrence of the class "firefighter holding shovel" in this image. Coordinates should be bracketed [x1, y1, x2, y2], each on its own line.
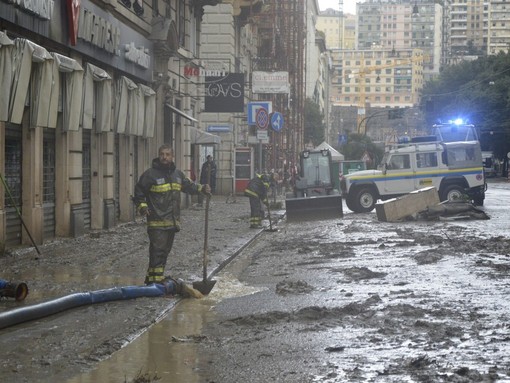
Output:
[244, 174, 270, 229]
[134, 144, 210, 298]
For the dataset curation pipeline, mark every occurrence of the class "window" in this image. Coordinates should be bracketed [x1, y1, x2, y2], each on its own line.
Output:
[416, 152, 438, 168]
[388, 154, 411, 169]
[190, 8, 198, 55]
[178, 1, 185, 47]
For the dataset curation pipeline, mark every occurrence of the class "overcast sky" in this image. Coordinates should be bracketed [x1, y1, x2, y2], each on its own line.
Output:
[318, 0, 357, 14]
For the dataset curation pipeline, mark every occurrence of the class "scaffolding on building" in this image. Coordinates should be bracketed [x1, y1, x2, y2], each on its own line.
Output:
[247, 0, 306, 174]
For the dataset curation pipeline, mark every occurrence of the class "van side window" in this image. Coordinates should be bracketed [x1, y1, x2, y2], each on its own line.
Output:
[416, 152, 438, 168]
[388, 154, 410, 169]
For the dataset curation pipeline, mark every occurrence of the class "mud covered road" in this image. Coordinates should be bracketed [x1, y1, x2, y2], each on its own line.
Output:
[1, 180, 510, 382]
[195, 182, 510, 382]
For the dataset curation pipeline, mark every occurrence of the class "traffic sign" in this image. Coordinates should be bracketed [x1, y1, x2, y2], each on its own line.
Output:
[207, 124, 232, 132]
[256, 107, 269, 130]
[247, 101, 272, 125]
[257, 130, 268, 140]
[270, 112, 284, 132]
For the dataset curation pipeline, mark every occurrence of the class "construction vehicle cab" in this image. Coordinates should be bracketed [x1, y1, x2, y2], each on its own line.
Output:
[285, 149, 343, 221]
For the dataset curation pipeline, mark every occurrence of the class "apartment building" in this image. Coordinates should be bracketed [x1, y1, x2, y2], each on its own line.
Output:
[316, 9, 356, 49]
[488, 0, 510, 55]
[450, 0, 487, 56]
[357, 0, 441, 80]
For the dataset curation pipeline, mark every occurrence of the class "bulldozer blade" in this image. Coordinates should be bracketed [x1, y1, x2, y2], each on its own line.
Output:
[286, 195, 343, 221]
[192, 279, 217, 295]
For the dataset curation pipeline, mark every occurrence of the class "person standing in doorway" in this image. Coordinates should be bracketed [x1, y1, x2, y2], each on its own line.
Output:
[134, 144, 210, 297]
[198, 155, 217, 206]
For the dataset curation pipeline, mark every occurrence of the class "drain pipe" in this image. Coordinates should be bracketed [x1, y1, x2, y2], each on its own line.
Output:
[0, 281, 176, 330]
[0, 279, 29, 301]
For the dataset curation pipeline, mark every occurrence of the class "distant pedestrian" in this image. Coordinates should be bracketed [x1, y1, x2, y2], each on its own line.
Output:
[134, 144, 210, 297]
[200, 155, 217, 193]
[244, 174, 270, 228]
[198, 155, 217, 207]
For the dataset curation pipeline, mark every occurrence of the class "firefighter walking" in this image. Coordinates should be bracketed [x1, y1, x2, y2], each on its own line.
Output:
[134, 144, 210, 295]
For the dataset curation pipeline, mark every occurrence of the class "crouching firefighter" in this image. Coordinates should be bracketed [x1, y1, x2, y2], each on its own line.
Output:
[244, 174, 270, 228]
[134, 144, 210, 297]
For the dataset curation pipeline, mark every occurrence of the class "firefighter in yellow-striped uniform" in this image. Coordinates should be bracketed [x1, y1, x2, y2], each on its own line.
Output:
[134, 144, 210, 286]
[244, 174, 270, 228]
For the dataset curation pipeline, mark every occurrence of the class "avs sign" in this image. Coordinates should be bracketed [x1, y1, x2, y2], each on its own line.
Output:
[204, 73, 244, 113]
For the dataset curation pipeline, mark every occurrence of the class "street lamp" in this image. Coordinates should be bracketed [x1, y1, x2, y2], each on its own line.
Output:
[357, 110, 391, 136]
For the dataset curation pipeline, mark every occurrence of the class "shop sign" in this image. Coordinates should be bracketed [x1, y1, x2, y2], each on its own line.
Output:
[252, 71, 290, 94]
[204, 73, 244, 113]
[183, 59, 229, 78]
[78, 6, 121, 54]
[124, 42, 150, 69]
[1, 0, 54, 20]
[67, 0, 80, 46]
[184, 66, 227, 78]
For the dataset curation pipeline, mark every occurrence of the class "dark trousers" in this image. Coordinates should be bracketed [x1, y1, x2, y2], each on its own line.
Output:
[249, 197, 264, 227]
[145, 228, 176, 284]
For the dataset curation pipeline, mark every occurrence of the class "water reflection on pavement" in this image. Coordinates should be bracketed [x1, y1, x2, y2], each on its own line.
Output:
[67, 272, 263, 383]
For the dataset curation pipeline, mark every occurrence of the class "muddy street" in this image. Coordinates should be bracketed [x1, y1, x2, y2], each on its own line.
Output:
[193, 183, 510, 382]
[1, 180, 510, 383]
[72, 180, 510, 383]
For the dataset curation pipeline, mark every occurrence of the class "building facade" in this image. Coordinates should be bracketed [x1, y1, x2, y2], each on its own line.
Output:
[316, 9, 356, 50]
[0, 0, 218, 250]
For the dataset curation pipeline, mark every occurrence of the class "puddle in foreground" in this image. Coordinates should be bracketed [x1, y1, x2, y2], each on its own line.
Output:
[66, 274, 262, 383]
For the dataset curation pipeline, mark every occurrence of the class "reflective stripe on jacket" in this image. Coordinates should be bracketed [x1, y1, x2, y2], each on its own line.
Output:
[244, 175, 269, 203]
[134, 158, 205, 230]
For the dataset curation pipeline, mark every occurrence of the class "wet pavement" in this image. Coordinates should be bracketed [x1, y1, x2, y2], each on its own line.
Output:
[0, 193, 271, 383]
[1, 179, 509, 383]
[190, 179, 510, 382]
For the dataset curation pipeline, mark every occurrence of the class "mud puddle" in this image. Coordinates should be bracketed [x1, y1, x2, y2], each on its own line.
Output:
[66, 268, 263, 383]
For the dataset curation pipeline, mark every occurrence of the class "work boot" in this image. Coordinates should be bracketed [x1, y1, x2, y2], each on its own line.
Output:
[166, 277, 203, 299]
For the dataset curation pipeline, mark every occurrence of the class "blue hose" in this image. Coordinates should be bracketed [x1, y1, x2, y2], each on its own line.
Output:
[0, 282, 176, 330]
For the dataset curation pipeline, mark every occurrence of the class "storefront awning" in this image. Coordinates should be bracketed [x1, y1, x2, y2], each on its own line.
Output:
[165, 104, 198, 123]
[190, 126, 221, 145]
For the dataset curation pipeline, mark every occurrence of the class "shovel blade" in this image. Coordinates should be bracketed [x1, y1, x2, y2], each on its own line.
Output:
[192, 279, 217, 295]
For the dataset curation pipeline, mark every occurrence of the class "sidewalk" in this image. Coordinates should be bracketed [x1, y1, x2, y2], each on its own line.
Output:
[0, 194, 287, 383]
[1, 194, 278, 310]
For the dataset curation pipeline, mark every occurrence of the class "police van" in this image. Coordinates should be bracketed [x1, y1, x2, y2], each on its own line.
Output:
[340, 137, 486, 213]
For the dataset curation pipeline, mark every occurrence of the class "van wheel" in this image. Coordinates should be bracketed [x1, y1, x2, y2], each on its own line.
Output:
[351, 186, 377, 213]
[440, 184, 465, 202]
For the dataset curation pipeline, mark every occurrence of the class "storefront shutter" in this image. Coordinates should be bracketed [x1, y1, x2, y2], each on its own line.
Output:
[53, 53, 83, 132]
[0, 31, 14, 121]
[114, 76, 137, 134]
[82, 63, 111, 131]
[30, 51, 58, 128]
[139, 84, 156, 138]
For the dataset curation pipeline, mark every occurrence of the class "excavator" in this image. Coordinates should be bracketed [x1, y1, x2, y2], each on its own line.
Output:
[285, 149, 343, 221]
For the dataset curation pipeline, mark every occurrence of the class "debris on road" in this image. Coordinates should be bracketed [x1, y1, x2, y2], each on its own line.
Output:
[375, 187, 440, 222]
[417, 201, 490, 221]
[375, 187, 490, 222]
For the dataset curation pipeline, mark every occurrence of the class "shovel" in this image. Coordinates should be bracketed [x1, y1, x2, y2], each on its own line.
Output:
[193, 192, 216, 295]
[264, 201, 278, 232]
